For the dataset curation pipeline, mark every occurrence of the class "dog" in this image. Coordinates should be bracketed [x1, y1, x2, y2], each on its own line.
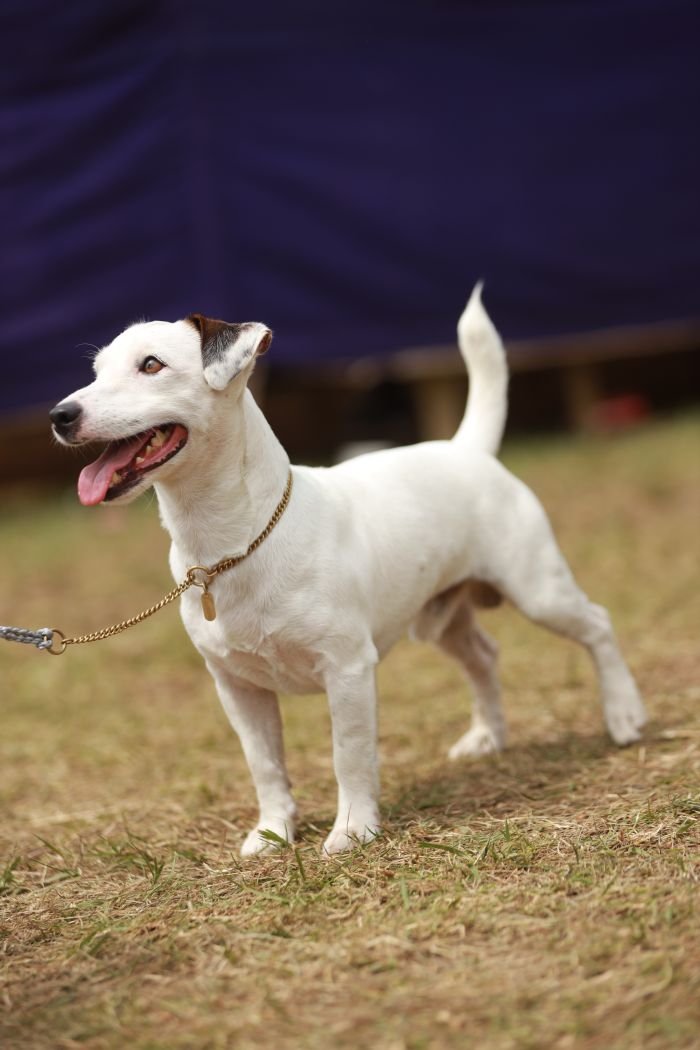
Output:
[49, 287, 646, 855]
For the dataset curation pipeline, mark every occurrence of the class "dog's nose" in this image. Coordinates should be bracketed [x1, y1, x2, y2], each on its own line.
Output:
[49, 400, 83, 432]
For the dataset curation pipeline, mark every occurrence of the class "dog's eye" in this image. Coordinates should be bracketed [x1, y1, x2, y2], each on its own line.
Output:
[140, 356, 165, 375]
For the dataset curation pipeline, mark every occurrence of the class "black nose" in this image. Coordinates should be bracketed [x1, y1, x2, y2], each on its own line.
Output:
[49, 400, 83, 431]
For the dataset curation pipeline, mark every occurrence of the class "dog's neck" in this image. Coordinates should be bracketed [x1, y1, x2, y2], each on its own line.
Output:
[154, 389, 290, 566]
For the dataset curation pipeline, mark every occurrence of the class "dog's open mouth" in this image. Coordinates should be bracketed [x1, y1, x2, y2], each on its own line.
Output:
[77, 424, 188, 506]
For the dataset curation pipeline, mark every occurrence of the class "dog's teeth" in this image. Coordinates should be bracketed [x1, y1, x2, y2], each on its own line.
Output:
[151, 430, 166, 447]
[110, 472, 122, 485]
[135, 456, 145, 466]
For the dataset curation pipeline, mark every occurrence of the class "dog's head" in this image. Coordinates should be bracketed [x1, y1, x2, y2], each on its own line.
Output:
[50, 314, 271, 506]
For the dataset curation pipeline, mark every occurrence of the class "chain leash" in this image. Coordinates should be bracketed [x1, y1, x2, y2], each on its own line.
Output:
[1, 471, 293, 657]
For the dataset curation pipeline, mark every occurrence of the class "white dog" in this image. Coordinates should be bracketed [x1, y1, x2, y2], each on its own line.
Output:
[50, 287, 646, 855]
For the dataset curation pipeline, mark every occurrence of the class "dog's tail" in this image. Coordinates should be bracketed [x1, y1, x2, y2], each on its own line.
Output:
[453, 283, 509, 456]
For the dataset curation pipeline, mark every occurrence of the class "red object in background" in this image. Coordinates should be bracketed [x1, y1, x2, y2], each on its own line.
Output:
[587, 394, 651, 432]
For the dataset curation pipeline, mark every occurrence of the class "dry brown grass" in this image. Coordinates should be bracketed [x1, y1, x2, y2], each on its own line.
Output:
[1, 414, 699, 1049]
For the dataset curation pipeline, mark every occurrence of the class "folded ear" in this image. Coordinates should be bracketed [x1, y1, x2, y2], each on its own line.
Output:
[187, 314, 272, 390]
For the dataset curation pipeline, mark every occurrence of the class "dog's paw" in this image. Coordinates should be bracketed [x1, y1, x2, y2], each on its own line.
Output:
[240, 819, 295, 858]
[605, 688, 647, 747]
[448, 724, 505, 760]
[322, 820, 381, 856]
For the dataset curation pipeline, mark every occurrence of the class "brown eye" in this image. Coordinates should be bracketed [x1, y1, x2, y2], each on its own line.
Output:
[141, 356, 164, 375]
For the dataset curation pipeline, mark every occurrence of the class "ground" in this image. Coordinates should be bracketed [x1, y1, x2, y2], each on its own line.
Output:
[1, 413, 699, 1050]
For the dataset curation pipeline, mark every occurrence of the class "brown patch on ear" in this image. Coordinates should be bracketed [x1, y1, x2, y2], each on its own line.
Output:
[187, 313, 240, 346]
[186, 313, 245, 371]
[186, 315, 272, 363]
[188, 315, 274, 388]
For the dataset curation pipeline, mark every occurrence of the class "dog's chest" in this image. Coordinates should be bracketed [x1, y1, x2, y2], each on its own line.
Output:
[180, 588, 322, 693]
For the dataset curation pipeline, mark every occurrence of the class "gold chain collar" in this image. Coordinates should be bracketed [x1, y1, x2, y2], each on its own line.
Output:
[47, 470, 293, 655]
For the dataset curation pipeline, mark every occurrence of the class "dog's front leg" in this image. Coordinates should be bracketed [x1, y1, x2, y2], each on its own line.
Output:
[207, 664, 297, 856]
[324, 663, 381, 855]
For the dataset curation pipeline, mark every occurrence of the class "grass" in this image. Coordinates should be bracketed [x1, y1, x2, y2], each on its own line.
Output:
[1, 413, 699, 1049]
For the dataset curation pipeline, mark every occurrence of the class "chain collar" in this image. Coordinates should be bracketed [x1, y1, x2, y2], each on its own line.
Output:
[30, 469, 294, 655]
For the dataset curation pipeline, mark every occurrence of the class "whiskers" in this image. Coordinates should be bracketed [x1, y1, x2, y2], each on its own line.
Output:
[77, 342, 102, 361]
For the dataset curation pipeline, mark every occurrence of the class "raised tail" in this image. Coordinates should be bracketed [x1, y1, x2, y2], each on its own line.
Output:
[453, 282, 509, 455]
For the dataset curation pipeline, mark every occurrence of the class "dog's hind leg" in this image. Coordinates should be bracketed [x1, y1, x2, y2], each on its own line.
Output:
[516, 583, 645, 745]
[207, 664, 297, 856]
[487, 490, 646, 746]
[443, 614, 506, 759]
[412, 588, 506, 759]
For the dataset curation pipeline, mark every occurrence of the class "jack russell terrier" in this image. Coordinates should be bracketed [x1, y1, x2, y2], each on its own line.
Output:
[49, 287, 645, 855]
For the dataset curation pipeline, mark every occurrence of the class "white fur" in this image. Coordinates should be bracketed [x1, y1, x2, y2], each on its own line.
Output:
[52, 287, 645, 855]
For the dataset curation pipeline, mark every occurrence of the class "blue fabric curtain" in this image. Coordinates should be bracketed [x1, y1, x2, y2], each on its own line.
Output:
[1, 1, 698, 413]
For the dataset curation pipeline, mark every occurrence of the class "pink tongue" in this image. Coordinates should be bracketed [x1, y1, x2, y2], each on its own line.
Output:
[77, 433, 151, 506]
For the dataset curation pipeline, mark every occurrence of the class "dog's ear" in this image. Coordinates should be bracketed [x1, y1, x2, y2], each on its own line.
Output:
[187, 314, 272, 390]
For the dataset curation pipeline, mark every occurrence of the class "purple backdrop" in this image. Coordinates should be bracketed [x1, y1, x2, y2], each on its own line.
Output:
[1, 0, 698, 413]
